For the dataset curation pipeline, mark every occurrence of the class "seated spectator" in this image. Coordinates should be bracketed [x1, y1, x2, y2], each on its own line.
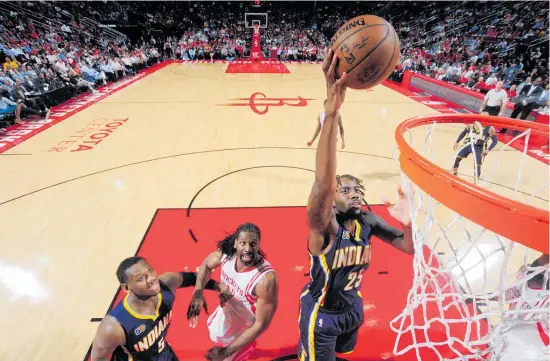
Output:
[11, 78, 50, 115]
[472, 77, 486, 92]
[99, 60, 117, 82]
[516, 76, 532, 93]
[22, 75, 37, 93]
[2, 56, 19, 72]
[0, 71, 15, 86]
[485, 73, 498, 87]
[0, 94, 18, 123]
[507, 84, 517, 99]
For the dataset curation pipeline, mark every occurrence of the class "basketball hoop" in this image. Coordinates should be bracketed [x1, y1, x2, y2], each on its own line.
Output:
[390, 114, 549, 361]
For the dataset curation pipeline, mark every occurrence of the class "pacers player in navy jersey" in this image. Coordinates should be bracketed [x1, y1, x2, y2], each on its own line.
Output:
[90, 256, 231, 361]
[297, 49, 415, 361]
[452, 120, 498, 179]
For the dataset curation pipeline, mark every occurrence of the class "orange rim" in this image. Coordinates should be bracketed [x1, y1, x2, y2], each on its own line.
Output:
[395, 114, 549, 254]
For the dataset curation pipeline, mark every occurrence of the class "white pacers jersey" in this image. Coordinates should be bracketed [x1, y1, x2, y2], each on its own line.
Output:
[498, 273, 550, 361]
[207, 254, 274, 346]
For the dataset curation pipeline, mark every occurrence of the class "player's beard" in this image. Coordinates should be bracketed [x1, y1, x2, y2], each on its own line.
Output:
[336, 208, 362, 223]
[239, 252, 257, 266]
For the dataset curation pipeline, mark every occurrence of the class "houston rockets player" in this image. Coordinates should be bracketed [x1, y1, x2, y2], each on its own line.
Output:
[307, 99, 346, 149]
[496, 253, 549, 361]
[187, 223, 278, 361]
[297, 49, 415, 361]
[452, 120, 498, 179]
[90, 256, 228, 361]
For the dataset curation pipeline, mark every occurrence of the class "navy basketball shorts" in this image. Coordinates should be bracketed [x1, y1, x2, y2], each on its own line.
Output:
[457, 146, 483, 166]
[297, 290, 363, 361]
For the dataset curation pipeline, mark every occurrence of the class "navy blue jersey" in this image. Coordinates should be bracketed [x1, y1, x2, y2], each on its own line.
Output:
[463, 125, 492, 149]
[307, 220, 372, 311]
[109, 282, 176, 361]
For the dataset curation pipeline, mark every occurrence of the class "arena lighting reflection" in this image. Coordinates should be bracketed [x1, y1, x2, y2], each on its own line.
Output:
[450, 240, 509, 295]
[0, 261, 50, 301]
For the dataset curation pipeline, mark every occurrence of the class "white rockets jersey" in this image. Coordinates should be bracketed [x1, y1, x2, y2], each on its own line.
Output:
[207, 254, 274, 345]
[505, 271, 550, 346]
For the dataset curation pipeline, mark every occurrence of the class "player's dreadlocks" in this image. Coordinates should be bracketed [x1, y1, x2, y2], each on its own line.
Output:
[217, 222, 266, 258]
[336, 174, 373, 216]
[336, 174, 366, 199]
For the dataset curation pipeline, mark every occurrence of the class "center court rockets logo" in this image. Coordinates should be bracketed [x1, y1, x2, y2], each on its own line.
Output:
[221, 92, 314, 115]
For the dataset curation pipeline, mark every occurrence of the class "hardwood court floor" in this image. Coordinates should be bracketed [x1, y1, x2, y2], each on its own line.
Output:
[0, 62, 546, 361]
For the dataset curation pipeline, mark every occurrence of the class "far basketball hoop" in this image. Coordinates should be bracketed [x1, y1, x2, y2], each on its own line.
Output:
[244, 12, 268, 29]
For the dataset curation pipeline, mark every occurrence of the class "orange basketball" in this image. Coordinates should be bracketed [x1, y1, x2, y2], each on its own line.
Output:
[330, 15, 400, 90]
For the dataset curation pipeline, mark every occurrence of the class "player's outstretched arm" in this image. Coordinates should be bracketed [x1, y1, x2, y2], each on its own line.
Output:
[454, 125, 469, 150]
[379, 185, 414, 254]
[338, 114, 345, 149]
[194, 250, 223, 292]
[90, 316, 125, 361]
[206, 272, 279, 361]
[307, 49, 347, 256]
[307, 120, 321, 146]
[187, 251, 227, 328]
[483, 126, 498, 155]
[158, 271, 223, 293]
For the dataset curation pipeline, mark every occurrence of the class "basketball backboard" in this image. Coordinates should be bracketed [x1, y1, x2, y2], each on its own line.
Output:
[245, 12, 267, 28]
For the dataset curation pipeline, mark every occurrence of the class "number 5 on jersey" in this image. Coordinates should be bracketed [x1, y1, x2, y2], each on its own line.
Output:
[345, 271, 363, 291]
[158, 337, 165, 352]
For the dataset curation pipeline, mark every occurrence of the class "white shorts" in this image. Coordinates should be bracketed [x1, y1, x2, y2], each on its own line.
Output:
[207, 305, 257, 361]
[495, 323, 549, 361]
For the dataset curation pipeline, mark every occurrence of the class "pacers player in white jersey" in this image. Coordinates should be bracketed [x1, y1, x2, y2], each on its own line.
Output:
[497, 253, 549, 361]
[307, 99, 346, 149]
[187, 223, 278, 361]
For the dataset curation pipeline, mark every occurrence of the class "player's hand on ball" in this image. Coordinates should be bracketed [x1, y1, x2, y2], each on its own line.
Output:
[381, 185, 412, 227]
[322, 48, 347, 115]
[205, 346, 230, 361]
[187, 290, 209, 328]
[218, 284, 233, 307]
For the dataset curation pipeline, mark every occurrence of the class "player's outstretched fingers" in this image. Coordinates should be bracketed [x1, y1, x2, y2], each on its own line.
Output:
[187, 301, 202, 328]
[380, 195, 393, 209]
[327, 54, 339, 82]
[335, 71, 347, 87]
[322, 48, 332, 74]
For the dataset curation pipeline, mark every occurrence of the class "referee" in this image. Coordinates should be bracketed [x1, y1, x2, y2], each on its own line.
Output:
[479, 81, 508, 116]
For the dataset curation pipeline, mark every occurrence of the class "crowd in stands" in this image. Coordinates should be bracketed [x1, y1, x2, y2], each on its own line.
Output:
[1, 1, 548, 129]
[0, 1, 159, 129]
[389, 1, 549, 114]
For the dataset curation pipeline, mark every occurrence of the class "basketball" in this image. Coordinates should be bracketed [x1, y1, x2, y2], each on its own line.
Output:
[330, 15, 400, 90]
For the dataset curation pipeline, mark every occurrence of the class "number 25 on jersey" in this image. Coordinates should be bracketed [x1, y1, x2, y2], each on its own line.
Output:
[345, 271, 363, 291]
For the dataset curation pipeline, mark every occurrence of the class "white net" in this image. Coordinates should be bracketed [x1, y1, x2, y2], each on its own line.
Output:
[390, 119, 550, 361]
